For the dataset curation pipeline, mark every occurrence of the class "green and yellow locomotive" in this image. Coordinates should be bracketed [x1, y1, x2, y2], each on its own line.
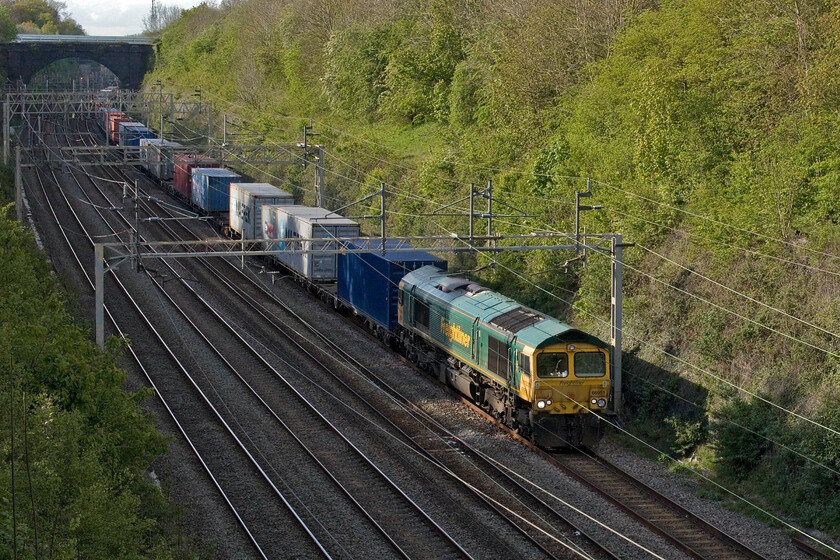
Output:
[398, 265, 610, 448]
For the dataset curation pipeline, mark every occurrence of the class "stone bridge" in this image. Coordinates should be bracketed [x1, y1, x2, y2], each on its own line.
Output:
[0, 34, 155, 90]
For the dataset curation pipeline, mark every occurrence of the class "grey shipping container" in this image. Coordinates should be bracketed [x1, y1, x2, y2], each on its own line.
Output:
[262, 205, 360, 281]
[229, 183, 294, 239]
[139, 138, 181, 180]
[337, 239, 446, 331]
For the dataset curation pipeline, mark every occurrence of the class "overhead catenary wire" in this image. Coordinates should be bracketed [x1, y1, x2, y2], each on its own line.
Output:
[488, 211, 840, 362]
[314, 114, 840, 267]
[234, 104, 840, 273]
[423, 218, 840, 555]
[603, 204, 840, 277]
[634, 242, 840, 341]
[94, 92, 840, 445]
[624, 368, 840, 477]
[34, 100, 840, 552]
[481, 214, 840, 439]
[590, 177, 840, 263]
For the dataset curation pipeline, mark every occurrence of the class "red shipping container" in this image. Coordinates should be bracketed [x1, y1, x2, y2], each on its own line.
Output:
[172, 154, 219, 201]
[107, 112, 130, 144]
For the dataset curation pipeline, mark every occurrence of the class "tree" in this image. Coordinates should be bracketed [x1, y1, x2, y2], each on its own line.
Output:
[143, 0, 183, 34]
[2, 0, 83, 35]
[0, 6, 17, 41]
[5, 0, 60, 29]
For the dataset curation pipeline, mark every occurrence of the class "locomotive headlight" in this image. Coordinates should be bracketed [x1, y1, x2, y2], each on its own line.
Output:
[597, 399, 607, 408]
[537, 400, 547, 409]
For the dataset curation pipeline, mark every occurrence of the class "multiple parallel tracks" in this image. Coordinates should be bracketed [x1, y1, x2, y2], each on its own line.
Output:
[18, 114, 819, 559]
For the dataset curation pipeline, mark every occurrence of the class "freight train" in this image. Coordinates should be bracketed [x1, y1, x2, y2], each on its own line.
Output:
[92, 110, 612, 449]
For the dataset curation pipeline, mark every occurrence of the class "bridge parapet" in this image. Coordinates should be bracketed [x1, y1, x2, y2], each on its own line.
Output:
[15, 34, 157, 45]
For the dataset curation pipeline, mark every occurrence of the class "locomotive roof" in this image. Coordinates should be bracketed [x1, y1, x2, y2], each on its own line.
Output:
[401, 265, 607, 349]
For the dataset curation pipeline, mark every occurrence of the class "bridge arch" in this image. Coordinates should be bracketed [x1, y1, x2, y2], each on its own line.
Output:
[0, 36, 155, 90]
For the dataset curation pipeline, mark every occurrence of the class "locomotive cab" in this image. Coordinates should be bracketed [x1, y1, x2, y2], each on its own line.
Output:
[524, 343, 610, 448]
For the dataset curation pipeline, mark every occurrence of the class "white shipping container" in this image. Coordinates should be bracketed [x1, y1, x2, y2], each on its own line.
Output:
[229, 183, 294, 239]
[262, 205, 360, 281]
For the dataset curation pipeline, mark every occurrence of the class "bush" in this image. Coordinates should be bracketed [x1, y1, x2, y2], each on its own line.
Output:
[713, 396, 775, 480]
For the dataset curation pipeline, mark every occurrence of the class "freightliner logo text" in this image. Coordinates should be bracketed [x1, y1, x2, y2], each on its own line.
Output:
[441, 318, 471, 347]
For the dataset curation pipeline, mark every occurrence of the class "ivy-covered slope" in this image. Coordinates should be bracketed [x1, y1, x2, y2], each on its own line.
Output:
[148, 0, 840, 536]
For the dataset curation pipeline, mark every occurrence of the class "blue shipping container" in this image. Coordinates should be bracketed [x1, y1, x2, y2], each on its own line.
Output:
[191, 168, 242, 213]
[338, 239, 446, 331]
[119, 122, 155, 147]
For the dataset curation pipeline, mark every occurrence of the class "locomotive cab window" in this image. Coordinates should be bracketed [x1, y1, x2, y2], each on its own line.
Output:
[537, 352, 568, 378]
[573, 351, 606, 378]
[415, 299, 430, 330]
[519, 353, 531, 376]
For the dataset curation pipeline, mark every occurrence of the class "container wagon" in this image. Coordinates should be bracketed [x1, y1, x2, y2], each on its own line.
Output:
[119, 122, 155, 148]
[262, 205, 360, 281]
[191, 167, 242, 213]
[139, 138, 182, 181]
[107, 112, 130, 144]
[172, 154, 218, 201]
[337, 239, 446, 336]
[97, 107, 118, 130]
[229, 183, 294, 240]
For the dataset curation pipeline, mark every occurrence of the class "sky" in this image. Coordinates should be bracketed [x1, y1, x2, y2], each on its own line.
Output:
[63, 0, 206, 37]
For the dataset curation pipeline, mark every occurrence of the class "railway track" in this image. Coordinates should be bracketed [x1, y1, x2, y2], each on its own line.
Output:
[24, 163, 331, 558]
[37, 115, 625, 558]
[113, 149, 677, 558]
[550, 452, 766, 560]
[119, 159, 619, 559]
[74, 116, 649, 559]
[44, 117, 482, 559]
[22, 114, 818, 560]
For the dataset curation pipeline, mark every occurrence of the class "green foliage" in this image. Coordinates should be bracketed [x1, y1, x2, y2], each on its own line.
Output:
[148, 0, 840, 537]
[448, 55, 492, 129]
[4, 0, 84, 35]
[0, 6, 17, 41]
[664, 416, 706, 458]
[323, 25, 390, 117]
[713, 397, 775, 480]
[379, 5, 464, 123]
[0, 199, 189, 557]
